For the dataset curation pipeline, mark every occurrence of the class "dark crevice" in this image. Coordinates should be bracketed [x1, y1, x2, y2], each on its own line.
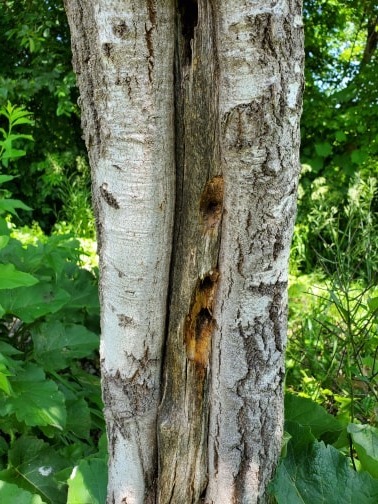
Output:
[195, 308, 212, 339]
[178, 0, 198, 63]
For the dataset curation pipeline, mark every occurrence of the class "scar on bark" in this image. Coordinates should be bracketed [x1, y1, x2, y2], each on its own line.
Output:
[102, 42, 113, 58]
[185, 270, 219, 368]
[117, 314, 134, 327]
[111, 18, 129, 40]
[145, 0, 157, 83]
[99, 183, 120, 209]
[200, 175, 224, 233]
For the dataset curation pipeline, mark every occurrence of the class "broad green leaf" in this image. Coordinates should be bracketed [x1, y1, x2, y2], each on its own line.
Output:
[367, 297, 378, 313]
[309, 155, 324, 172]
[0, 342, 23, 382]
[315, 142, 332, 157]
[285, 393, 342, 439]
[285, 420, 316, 452]
[0, 283, 71, 322]
[68, 367, 103, 412]
[351, 149, 368, 165]
[65, 398, 91, 439]
[67, 459, 107, 504]
[7, 436, 68, 504]
[0, 198, 32, 215]
[0, 481, 46, 504]
[0, 364, 66, 429]
[60, 269, 100, 312]
[0, 175, 15, 184]
[348, 424, 378, 478]
[269, 441, 378, 503]
[0, 133, 33, 143]
[0, 362, 13, 394]
[335, 130, 347, 142]
[0, 236, 9, 250]
[0, 340, 23, 356]
[0, 263, 39, 289]
[1, 148, 27, 160]
[11, 117, 34, 127]
[31, 321, 99, 371]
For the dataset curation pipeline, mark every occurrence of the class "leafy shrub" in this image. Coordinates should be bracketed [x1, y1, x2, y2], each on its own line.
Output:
[269, 394, 378, 503]
[0, 103, 105, 503]
[288, 174, 378, 428]
[0, 0, 86, 231]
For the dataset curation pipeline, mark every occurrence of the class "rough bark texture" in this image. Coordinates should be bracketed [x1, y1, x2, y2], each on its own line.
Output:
[206, 3, 304, 502]
[157, 2, 222, 502]
[64, 0, 304, 502]
[64, 1, 175, 502]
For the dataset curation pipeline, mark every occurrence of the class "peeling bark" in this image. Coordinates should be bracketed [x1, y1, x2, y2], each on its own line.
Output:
[64, 0, 304, 502]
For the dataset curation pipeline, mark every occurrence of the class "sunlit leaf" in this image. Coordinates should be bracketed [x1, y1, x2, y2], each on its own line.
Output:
[5, 436, 68, 504]
[0, 481, 46, 504]
[0, 263, 38, 289]
[270, 441, 378, 503]
[285, 393, 342, 439]
[67, 459, 107, 504]
[0, 283, 71, 322]
[348, 424, 378, 478]
[0, 364, 66, 429]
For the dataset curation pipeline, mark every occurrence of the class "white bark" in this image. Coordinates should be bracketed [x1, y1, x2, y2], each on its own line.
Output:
[207, 1, 303, 502]
[64, 1, 175, 502]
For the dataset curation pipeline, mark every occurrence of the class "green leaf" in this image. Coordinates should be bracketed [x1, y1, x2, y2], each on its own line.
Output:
[269, 441, 378, 503]
[67, 459, 107, 504]
[6, 436, 68, 504]
[348, 424, 378, 478]
[0, 198, 32, 215]
[31, 321, 99, 371]
[0, 175, 15, 185]
[0, 341, 23, 356]
[66, 398, 91, 439]
[0, 236, 10, 250]
[0, 481, 46, 504]
[285, 420, 316, 452]
[0, 263, 39, 289]
[367, 297, 378, 313]
[351, 149, 368, 165]
[1, 148, 27, 160]
[285, 393, 342, 439]
[60, 269, 100, 313]
[11, 117, 34, 127]
[0, 283, 71, 322]
[335, 131, 347, 142]
[0, 364, 66, 429]
[0, 362, 14, 395]
[315, 142, 333, 157]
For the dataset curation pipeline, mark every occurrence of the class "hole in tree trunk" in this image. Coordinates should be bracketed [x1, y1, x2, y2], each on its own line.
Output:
[184, 270, 219, 368]
[200, 175, 224, 233]
[178, 0, 198, 64]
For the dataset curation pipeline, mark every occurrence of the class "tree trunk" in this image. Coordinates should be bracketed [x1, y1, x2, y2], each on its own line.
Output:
[64, 1, 304, 503]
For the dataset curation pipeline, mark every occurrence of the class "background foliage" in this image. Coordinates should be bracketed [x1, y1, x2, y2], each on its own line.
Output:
[0, 0, 91, 234]
[0, 0, 377, 502]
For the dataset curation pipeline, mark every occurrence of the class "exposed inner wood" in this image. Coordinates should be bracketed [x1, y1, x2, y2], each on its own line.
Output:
[157, 1, 222, 502]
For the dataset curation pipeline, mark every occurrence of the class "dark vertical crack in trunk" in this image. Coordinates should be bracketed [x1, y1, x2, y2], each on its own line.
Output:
[158, 1, 221, 502]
